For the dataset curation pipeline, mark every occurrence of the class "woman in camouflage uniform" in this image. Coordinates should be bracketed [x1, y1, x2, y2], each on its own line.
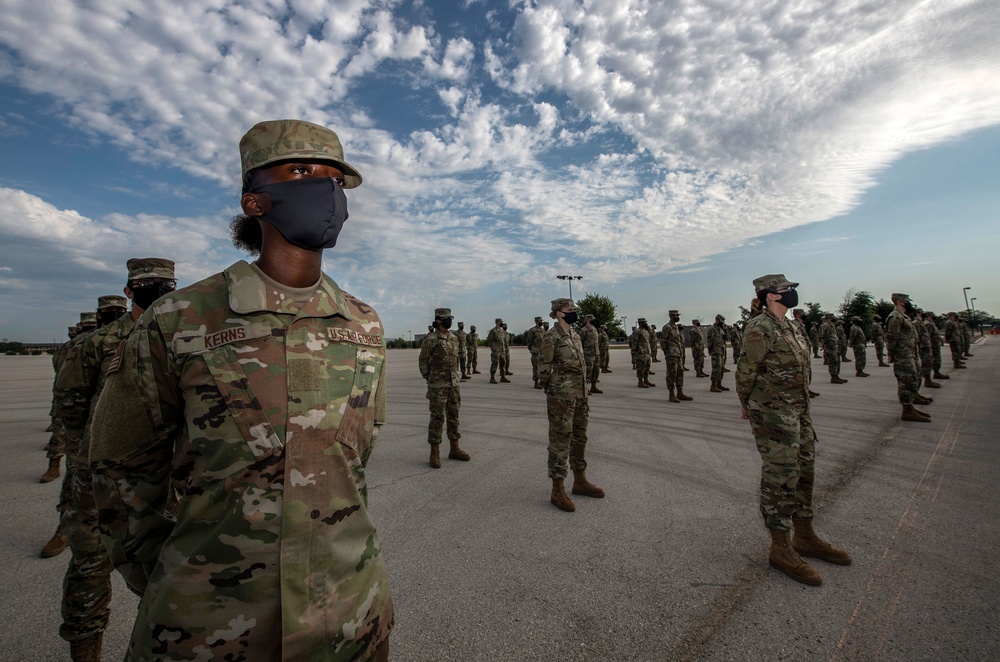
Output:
[737, 274, 851, 586]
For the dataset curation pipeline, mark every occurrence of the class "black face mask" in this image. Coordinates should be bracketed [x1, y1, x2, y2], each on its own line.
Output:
[437, 318, 453, 330]
[130, 282, 176, 310]
[97, 309, 125, 326]
[252, 177, 349, 250]
[670, 315, 680, 323]
[903, 301, 916, 315]
[562, 311, 579, 325]
[778, 290, 799, 308]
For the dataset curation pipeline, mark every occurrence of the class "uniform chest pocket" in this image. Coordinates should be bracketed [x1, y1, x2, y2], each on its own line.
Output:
[198, 345, 284, 477]
[334, 349, 382, 454]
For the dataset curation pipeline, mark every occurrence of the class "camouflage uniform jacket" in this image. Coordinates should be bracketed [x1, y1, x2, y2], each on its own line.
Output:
[944, 319, 959, 343]
[689, 327, 704, 355]
[914, 319, 931, 352]
[579, 324, 599, 359]
[736, 310, 810, 411]
[924, 320, 941, 349]
[55, 315, 135, 466]
[598, 329, 609, 354]
[633, 327, 652, 359]
[524, 325, 545, 354]
[88, 260, 391, 660]
[886, 310, 917, 359]
[706, 324, 726, 356]
[661, 322, 684, 358]
[820, 321, 838, 354]
[792, 318, 806, 337]
[467, 331, 479, 349]
[486, 326, 504, 350]
[961, 321, 972, 343]
[419, 330, 461, 387]
[538, 324, 587, 398]
[849, 325, 866, 349]
[836, 324, 848, 350]
[870, 323, 884, 344]
[454, 328, 467, 354]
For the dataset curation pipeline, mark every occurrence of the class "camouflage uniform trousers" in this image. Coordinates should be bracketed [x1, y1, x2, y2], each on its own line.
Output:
[45, 419, 67, 460]
[932, 345, 942, 373]
[60, 463, 114, 641]
[874, 340, 885, 364]
[490, 347, 503, 376]
[427, 386, 461, 444]
[892, 357, 920, 406]
[666, 356, 684, 390]
[825, 350, 841, 377]
[919, 347, 933, 379]
[710, 352, 724, 382]
[601, 348, 611, 371]
[546, 395, 589, 479]
[948, 341, 963, 365]
[693, 350, 705, 375]
[650, 340, 658, 362]
[530, 350, 540, 382]
[852, 345, 867, 372]
[636, 356, 651, 381]
[748, 407, 815, 531]
[458, 345, 467, 376]
[468, 345, 478, 371]
[585, 353, 600, 385]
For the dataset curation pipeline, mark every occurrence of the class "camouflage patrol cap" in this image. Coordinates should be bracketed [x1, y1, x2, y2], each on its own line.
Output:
[240, 119, 363, 189]
[584, 314, 595, 321]
[792, 308, 804, 316]
[457, 321, 464, 326]
[67, 326, 76, 334]
[127, 257, 175, 282]
[637, 317, 647, 323]
[98, 295, 128, 310]
[715, 314, 725, 322]
[550, 298, 575, 318]
[495, 317, 503, 323]
[692, 319, 700, 325]
[534, 316, 543, 323]
[80, 312, 97, 324]
[823, 312, 834, 319]
[434, 308, 453, 318]
[753, 273, 799, 293]
[668, 309, 679, 315]
[852, 316, 862, 322]
[890, 292, 910, 303]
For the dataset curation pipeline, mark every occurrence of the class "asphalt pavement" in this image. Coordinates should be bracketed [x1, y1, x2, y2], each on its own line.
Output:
[1, 337, 997, 661]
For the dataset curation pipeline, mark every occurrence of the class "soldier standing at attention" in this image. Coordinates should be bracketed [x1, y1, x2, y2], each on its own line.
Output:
[886, 293, 931, 422]
[599, 324, 612, 373]
[914, 310, 940, 389]
[836, 320, 851, 363]
[792, 309, 820, 398]
[820, 313, 847, 384]
[39, 326, 77, 485]
[737, 274, 850, 586]
[580, 314, 602, 394]
[729, 323, 743, 364]
[467, 324, 480, 373]
[539, 298, 604, 512]
[870, 318, 888, 366]
[925, 312, 949, 381]
[808, 321, 821, 358]
[419, 308, 470, 468]
[849, 316, 869, 377]
[960, 318, 973, 357]
[525, 316, 546, 389]
[487, 318, 509, 383]
[944, 312, 966, 369]
[662, 310, 692, 403]
[649, 324, 660, 363]
[89, 120, 393, 660]
[502, 322, 514, 375]
[633, 318, 655, 388]
[54, 293, 136, 661]
[707, 315, 729, 392]
[678, 324, 690, 371]
[690, 319, 708, 377]
[455, 321, 470, 380]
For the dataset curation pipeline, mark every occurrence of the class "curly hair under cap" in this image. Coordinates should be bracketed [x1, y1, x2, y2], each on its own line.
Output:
[229, 168, 266, 255]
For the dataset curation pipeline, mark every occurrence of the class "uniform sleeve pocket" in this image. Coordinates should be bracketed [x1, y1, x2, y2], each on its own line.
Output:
[201, 346, 283, 466]
[335, 349, 382, 454]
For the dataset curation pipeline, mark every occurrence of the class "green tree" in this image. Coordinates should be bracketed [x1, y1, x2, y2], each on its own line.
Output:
[839, 290, 876, 336]
[576, 292, 622, 337]
[873, 299, 895, 326]
[803, 302, 825, 333]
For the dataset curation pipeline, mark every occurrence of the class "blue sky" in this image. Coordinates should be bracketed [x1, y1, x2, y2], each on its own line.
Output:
[1, 0, 998, 342]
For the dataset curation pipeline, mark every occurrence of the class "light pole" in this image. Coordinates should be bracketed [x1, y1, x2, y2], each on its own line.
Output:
[963, 286, 972, 322]
[556, 275, 583, 299]
[971, 298, 980, 336]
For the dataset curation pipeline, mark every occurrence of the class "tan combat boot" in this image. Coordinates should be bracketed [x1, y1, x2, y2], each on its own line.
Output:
[901, 405, 931, 422]
[571, 469, 605, 498]
[644, 377, 656, 387]
[448, 440, 470, 461]
[461, 373, 470, 381]
[40, 529, 68, 558]
[489, 374, 498, 384]
[808, 389, 820, 398]
[534, 380, 543, 389]
[500, 375, 511, 383]
[768, 529, 822, 586]
[792, 518, 852, 565]
[637, 378, 649, 388]
[717, 380, 730, 391]
[429, 444, 442, 468]
[590, 383, 603, 394]
[676, 388, 693, 401]
[954, 362, 966, 369]
[831, 375, 848, 384]
[70, 632, 103, 662]
[696, 370, 708, 378]
[668, 387, 679, 403]
[914, 393, 933, 405]
[933, 370, 950, 380]
[39, 456, 61, 483]
[709, 380, 722, 393]
[923, 376, 941, 388]
[550, 478, 575, 512]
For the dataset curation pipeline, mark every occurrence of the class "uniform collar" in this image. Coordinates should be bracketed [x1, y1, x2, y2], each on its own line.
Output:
[224, 260, 355, 320]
